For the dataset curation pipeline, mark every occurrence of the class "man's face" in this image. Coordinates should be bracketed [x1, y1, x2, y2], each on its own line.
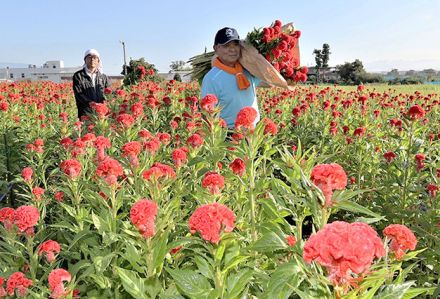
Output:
[85, 55, 100, 71]
[214, 40, 241, 67]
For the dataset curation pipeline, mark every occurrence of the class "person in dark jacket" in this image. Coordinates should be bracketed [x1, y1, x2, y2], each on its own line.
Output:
[72, 49, 111, 119]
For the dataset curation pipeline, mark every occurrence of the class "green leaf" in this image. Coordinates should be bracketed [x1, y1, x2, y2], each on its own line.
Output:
[166, 268, 212, 298]
[373, 281, 415, 299]
[194, 255, 214, 280]
[402, 287, 436, 299]
[153, 231, 169, 273]
[248, 231, 287, 253]
[115, 267, 149, 299]
[334, 199, 385, 219]
[226, 269, 254, 299]
[262, 261, 303, 299]
[93, 253, 115, 274]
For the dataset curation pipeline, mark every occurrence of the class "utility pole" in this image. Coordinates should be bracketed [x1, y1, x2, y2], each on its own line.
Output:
[120, 40, 127, 75]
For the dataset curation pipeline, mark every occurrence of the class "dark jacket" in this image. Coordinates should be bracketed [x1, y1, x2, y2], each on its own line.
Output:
[72, 68, 110, 118]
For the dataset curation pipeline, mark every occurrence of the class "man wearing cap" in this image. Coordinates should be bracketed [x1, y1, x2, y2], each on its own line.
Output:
[201, 27, 261, 129]
[72, 49, 111, 119]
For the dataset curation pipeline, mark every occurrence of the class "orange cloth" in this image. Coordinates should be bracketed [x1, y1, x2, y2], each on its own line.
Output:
[212, 58, 250, 90]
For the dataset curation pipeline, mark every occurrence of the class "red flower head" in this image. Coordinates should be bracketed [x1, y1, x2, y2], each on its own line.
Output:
[310, 163, 347, 207]
[142, 162, 176, 181]
[229, 158, 246, 177]
[60, 159, 82, 179]
[32, 187, 45, 201]
[201, 94, 218, 113]
[0, 277, 5, 297]
[6, 272, 32, 297]
[303, 221, 385, 287]
[187, 133, 204, 149]
[96, 157, 124, 185]
[0, 207, 15, 230]
[38, 240, 61, 263]
[201, 171, 225, 195]
[414, 153, 425, 171]
[21, 167, 33, 182]
[54, 191, 64, 202]
[383, 151, 396, 163]
[143, 137, 161, 154]
[157, 132, 171, 145]
[426, 183, 438, 198]
[188, 203, 236, 244]
[116, 113, 135, 128]
[172, 147, 188, 168]
[121, 141, 142, 167]
[407, 105, 425, 120]
[130, 199, 158, 238]
[286, 235, 297, 246]
[130, 102, 144, 118]
[13, 205, 39, 232]
[263, 118, 278, 135]
[91, 102, 110, 118]
[94, 136, 111, 149]
[353, 127, 366, 137]
[48, 269, 71, 299]
[235, 107, 258, 132]
[383, 224, 417, 260]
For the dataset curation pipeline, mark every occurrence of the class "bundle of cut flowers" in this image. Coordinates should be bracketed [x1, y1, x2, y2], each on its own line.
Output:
[245, 19, 308, 83]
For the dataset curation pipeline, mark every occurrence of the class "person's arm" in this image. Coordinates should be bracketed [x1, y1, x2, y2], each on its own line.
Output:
[72, 73, 91, 106]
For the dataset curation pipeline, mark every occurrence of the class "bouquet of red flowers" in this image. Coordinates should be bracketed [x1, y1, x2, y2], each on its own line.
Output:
[245, 20, 308, 83]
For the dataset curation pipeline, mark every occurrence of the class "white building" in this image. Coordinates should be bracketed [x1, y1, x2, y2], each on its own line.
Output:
[0, 61, 81, 83]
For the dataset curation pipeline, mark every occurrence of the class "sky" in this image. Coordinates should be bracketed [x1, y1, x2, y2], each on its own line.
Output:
[1, 0, 440, 75]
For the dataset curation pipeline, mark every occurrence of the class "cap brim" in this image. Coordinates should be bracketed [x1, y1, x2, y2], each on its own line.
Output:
[215, 38, 241, 46]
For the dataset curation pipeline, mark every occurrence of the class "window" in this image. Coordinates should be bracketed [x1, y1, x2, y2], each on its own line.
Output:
[10, 73, 14, 79]
[21, 73, 25, 78]
[53, 65, 56, 69]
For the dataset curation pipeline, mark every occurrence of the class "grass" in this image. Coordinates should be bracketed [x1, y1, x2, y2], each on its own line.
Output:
[314, 84, 440, 94]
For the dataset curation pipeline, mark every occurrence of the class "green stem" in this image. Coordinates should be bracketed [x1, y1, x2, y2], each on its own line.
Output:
[402, 123, 414, 207]
[248, 136, 257, 242]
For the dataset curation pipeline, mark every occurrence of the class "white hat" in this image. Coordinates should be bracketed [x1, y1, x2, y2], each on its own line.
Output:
[84, 49, 100, 60]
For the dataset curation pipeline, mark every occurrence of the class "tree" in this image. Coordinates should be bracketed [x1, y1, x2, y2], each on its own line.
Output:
[122, 57, 163, 86]
[387, 69, 399, 77]
[313, 43, 331, 83]
[173, 73, 182, 82]
[336, 59, 367, 84]
[169, 60, 186, 71]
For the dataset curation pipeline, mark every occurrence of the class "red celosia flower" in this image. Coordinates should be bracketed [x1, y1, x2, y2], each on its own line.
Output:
[310, 163, 347, 207]
[32, 187, 45, 201]
[426, 183, 438, 198]
[121, 141, 142, 167]
[38, 240, 61, 263]
[414, 153, 425, 171]
[383, 224, 417, 260]
[187, 133, 204, 148]
[96, 157, 124, 185]
[90, 102, 109, 118]
[263, 118, 278, 135]
[0, 277, 6, 297]
[13, 205, 39, 232]
[60, 159, 82, 178]
[172, 148, 188, 167]
[142, 163, 176, 181]
[81, 133, 96, 144]
[353, 127, 366, 137]
[286, 235, 297, 246]
[303, 221, 385, 288]
[54, 191, 64, 202]
[201, 94, 218, 113]
[6, 272, 33, 297]
[407, 105, 425, 120]
[138, 129, 153, 140]
[235, 107, 258, 131]
[0, 207, 15, 230]
[229, 158, 246, 177]
[48, 268, 71, 299]
[201, 171, 225, 195]
[143, 137, 161, 154]
[188, 203, 236, 244]
[130, 199, 158, 238]
[60, 137, 73, 150]
[21, 167, 33, 182]
[130, 101, 144, 118]
[383, 151, 396, 163]
[116, 113, 135, 128]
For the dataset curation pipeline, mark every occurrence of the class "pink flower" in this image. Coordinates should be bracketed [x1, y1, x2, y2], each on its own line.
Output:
[6, 272, 32, 297]
[13, 205, 40, 232]
[21, 167, 33, 182]
[235, 107, 257, 131]
[286, 235, 296, 246]
[48, 269, 71, 299]
[200, 94, 218, 113]
[0, 207, 15, 230]
[38, 240, 61, 263]
[130, 199, 158, 238]
[96, 157, 124, 185]
[32, 187, 45, 201]
[303, 221, 385, 288]
[201, 171, 225, 195]
[310, 163, 347, 206]
[60, 159, 82, 178]
[229, 158, 246, 177]
[189, 203, 236, 244]
[383, 224, 417, 260]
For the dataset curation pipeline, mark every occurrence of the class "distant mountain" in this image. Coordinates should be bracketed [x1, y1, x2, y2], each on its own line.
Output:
[0, 62, 29, 68]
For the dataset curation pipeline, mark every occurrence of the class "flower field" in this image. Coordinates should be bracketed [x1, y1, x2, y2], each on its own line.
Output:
[0, 80, 439, 298]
